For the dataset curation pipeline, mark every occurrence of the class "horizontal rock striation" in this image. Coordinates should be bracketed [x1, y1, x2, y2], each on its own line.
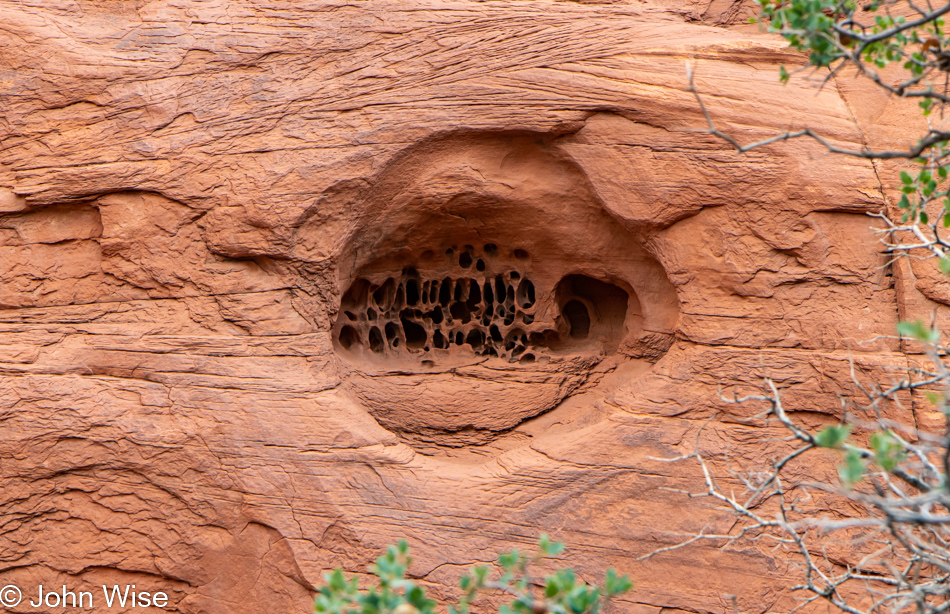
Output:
[0, 1, 939, 613]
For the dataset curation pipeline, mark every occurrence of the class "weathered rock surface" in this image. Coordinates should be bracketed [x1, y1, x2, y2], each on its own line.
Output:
[0, 1, 938, 613]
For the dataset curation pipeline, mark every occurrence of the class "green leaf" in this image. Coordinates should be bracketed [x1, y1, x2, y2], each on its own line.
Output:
[329, 568, 347, 592]
[870, 431, 905, 472]
[537, 533, 565, 557]
[940, 258, 950, 275]
[902, 170, 914, 184]
[473, 565, 488, 586]
[539, 533, 552, 554]
[896, 320, 940, 344]
[498, 551, 519, 569]
[779, 64, 790, 83]
[921, 211, 930, 224]
[839, 448, 867, 487]
[604, 568, 634, 596]
[814, 424, 851, 448]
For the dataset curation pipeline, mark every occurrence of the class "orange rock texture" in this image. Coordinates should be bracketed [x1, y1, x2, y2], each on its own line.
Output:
[0, 1, 942, 613]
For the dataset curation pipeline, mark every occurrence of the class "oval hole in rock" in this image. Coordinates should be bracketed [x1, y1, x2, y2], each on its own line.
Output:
[494, 276, 505, 303]
[514, 249, 529, 260]
[563, 300, 591, 339]
[466, 280, 481, 308]
[339, 325, 361, 350]
[459, 252, 473, 268]
[439, 278, 452, 307]
[369, 327, 384, 353]
[341, 279, 372, 312]
[556, 274, 629, 348]
[385, 322, 399, 343]
[490, 324, 502, 342]
[401, 317, 427, 349]
[450, 300, 471, 323]
[465, 329, 485, 351]
[406, 279, 420, 305]
[516, 279, 535, 308]
[373, 279, 395, 310]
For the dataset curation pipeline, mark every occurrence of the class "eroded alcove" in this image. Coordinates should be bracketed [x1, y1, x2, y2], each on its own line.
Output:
[336, 250, 637, 363]
[327, 133, 680, 446]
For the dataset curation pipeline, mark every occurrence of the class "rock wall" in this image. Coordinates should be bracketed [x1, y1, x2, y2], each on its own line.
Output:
[0, 1, 940, 613]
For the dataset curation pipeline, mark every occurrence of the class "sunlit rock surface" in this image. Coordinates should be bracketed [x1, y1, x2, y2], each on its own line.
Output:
[0, 1, 939, 612]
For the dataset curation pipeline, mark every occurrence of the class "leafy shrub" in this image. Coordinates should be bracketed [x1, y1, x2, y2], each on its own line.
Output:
[314, 535, 632, 614]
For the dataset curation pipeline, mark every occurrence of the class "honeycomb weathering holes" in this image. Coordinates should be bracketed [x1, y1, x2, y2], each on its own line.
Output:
[321, 134, 680, 442]
[333, 245, 630, 366]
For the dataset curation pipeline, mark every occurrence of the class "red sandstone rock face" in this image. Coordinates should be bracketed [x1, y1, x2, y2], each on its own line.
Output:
[0, 1, 937, 613]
